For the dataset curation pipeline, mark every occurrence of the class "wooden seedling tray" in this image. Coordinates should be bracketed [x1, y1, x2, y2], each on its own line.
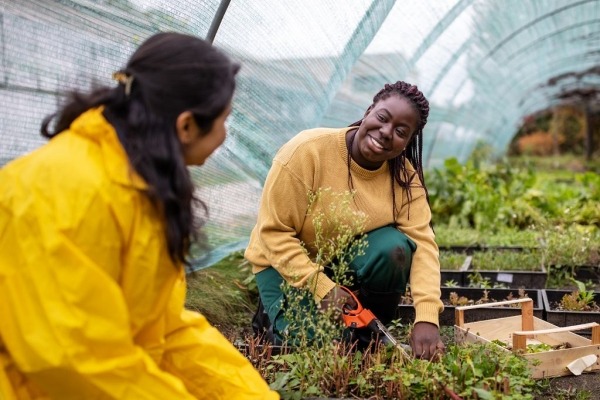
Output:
[454, 298, 600, 379]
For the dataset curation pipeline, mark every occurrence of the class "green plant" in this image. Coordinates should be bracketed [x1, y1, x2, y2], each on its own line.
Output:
[471, 249, 543, 272]
[490, 339, 567, 354]
[306, 188, 368, 287]
[428, 157, 543, 231]
[542, 385, 593, 400]
[245, 188, 544, 398]
[266, 188, 372, 396]
[258, 340, 541, 399]
[546, 264, 577, 289]
[429, 156, 600, 233]
[443, 279, 460, 288]
[185, 251, 256, 338]
[558, 279, 599, 311]
[434, 224, 541, 247]
[467, 271, 508, 289]
[539, 224, 599, 268]
[446, 289, 529, 307]
[439, 251, 469, 270]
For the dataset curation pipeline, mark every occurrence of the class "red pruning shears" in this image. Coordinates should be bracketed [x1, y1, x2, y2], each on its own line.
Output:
[339, 286, 399, 347]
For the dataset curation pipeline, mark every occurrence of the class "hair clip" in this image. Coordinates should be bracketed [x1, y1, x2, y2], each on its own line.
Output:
[112, 71, 134, 96]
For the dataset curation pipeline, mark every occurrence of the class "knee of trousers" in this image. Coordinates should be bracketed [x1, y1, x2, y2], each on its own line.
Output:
[350, 226, 416, 293]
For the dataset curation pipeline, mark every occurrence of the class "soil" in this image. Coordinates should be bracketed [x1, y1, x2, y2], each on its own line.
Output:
[537, 373, 600, 399]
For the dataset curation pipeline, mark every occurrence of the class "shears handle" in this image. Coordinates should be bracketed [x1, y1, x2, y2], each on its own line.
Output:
[339, 286, 377, 329]
[338, 286, 399, 347]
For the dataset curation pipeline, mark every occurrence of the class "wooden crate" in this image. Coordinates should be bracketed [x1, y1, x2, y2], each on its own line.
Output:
[454, 298, 600, 379]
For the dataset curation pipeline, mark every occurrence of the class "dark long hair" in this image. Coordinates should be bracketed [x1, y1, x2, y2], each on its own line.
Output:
[347, 81, 430, 220]
[41, 32, 240, 266]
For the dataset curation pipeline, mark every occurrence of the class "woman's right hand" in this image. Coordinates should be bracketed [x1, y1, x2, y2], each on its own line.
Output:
[319, 286, 358, 322]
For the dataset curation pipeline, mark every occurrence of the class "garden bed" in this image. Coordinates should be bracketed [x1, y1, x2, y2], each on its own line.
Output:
[398, 287, 543, 326]
[467, 248, 547, 289]
[454, 298, 600, 379]
[466, 269, 548, 289]
[439, 244, 537, 254]
[542, 289, 600, 337]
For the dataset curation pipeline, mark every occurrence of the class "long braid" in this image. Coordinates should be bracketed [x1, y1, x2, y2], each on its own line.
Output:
[347, 81, 430, 223]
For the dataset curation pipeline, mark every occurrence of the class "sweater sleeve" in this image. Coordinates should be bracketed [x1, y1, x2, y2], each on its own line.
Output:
[246, 160, 336, 300]
[397, 175, 444, 326]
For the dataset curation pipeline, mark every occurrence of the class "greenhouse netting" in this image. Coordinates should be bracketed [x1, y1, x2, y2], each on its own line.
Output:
[2, 0, 599, 269]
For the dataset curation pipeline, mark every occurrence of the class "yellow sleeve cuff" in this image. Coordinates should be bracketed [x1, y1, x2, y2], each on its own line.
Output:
[307, 272, 337, 301]
[414, 302, 444, 327]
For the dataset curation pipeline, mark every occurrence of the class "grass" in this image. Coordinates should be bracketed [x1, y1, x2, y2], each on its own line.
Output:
[185, 251, 257, 339]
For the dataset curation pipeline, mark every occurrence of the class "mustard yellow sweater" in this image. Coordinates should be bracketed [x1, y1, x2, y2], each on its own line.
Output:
[245, 127, 443, 326]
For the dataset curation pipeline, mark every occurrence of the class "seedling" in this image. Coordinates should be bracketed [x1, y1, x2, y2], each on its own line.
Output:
[558, 279, 599, 311]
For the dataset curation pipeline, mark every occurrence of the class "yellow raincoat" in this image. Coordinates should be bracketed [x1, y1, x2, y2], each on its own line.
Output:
[0, 108, 279, 399]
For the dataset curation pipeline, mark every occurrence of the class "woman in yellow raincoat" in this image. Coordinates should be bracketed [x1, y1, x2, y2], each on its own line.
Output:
[0, 32, 278, 400]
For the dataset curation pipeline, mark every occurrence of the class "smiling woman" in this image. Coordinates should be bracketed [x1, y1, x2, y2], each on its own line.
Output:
[245, 80, 444, 360]
[349, 95, 419, 170]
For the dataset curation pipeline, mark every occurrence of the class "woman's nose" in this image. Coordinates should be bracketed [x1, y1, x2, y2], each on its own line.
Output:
[379, 124, 392, 139]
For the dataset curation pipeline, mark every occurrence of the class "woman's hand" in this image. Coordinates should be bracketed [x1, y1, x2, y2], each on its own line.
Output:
[319, 286, 358, 322]
[410, 322, 445, 360]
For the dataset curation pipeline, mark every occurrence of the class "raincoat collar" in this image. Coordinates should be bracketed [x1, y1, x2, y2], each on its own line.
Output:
[69, 107, 148, 190]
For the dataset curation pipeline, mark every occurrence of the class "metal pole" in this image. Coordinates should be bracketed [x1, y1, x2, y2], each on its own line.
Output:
[206, 0, 231, 43]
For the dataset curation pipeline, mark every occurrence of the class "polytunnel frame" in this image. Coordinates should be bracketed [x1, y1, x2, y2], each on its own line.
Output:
[205, 0, 231, 43]
[422, 0, 600, 166]
[203, 0, 599, 168]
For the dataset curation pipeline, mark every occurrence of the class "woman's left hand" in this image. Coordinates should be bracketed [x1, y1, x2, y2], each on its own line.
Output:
[410, 322, 445, 360]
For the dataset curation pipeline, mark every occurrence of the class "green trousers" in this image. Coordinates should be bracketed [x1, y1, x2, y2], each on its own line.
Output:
[254, 226, 416, 344]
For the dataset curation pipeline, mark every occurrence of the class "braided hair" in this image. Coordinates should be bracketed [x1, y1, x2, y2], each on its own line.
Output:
[347, 81, 430, 221]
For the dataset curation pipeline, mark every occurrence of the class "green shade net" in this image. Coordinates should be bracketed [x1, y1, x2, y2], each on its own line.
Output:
[2, 0, 599, 270]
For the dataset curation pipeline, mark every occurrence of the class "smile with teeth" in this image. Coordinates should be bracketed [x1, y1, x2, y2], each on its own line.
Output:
[368, 135, 386, 151]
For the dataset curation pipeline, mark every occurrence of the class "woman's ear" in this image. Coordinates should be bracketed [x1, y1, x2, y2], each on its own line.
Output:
[175, 111, 197, 145]
[363, 105, 373, 119]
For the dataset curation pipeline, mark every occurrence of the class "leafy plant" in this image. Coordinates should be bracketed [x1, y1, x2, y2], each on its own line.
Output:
[428, 157, 542, 231]
[243, 187, 547, 398]
[471, 249, 543, 272]
[435, 225, 540, 247]
[443, 279, 460, 288]
[429, 157, 600, 232]
[447, 289, 529, 307]
[257, 340, 541, 399]
[539, 224, 599, 268]
[467, 271, 508, 289]
[489, 339, 566, 354]
[439, 251, 469, 270]
[557, 279, 599, 311]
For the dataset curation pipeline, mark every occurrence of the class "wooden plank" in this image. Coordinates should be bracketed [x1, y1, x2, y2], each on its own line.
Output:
[455, 297, 532, 310]
[455, 308, 465, 327]
[513, 333, 527, 350]
[455, 316, 600, 379]
[521, 300, 533, 337]
[524, 345, 600, 379]
[461, 316, 525, 340]
[592, 325, 600, 345]
[514, 322, 599, 336]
